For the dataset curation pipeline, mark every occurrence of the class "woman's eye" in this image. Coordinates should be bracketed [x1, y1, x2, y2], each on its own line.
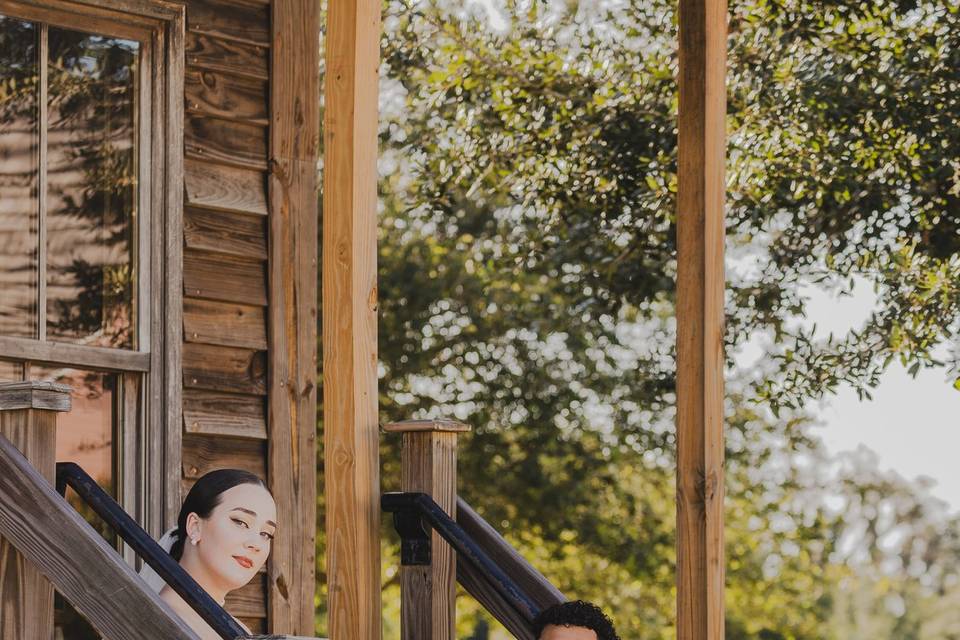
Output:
[261, 531, 275, 541]
[231, 518, 249, 528]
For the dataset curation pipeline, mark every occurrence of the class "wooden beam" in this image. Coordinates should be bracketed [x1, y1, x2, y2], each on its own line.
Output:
[269, 0, 320, 634]
[675, 0, 727, 638]
[322, 0, 382, 634]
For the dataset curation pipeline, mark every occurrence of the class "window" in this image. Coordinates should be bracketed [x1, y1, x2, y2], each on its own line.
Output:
[0, 1, 182, 636]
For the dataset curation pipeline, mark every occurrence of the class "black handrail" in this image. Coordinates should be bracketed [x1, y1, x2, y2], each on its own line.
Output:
[382, 491, 543, 627]
[56, 462, 248, 640]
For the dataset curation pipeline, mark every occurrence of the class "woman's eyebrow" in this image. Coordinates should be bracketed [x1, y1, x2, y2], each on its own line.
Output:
[230, 507, 277, 529]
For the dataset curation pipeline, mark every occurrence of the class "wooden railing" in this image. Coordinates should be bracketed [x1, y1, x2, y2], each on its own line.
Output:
[383, 419, 566, 640]
[0, 381, 319, 640]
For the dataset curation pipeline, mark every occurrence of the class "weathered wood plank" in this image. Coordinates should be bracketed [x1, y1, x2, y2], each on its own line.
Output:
[184, 298, 267, 350]
[181, 433, 266, 479]
[184, 158, 268, 216]
[0, 433, 200, 640]
[226, 573, 267, 618]
[269, 0, 320, 634]
[185, 113, 268, 170]
[163, 6, 187, 533]
[239, 617, 267, 634]
[183, 389, 267, 440]
[183, 343, 267, 395]
[322, 0, 382, 632]
[185, 69, 268, 125]
[186, 32, 268, 81]
[183, 250, 267, 306]
[185, 207, 268, 260]
[0, 336, 150, 372]
[186, 0, 269, 45]
[676, 0, 727, 638]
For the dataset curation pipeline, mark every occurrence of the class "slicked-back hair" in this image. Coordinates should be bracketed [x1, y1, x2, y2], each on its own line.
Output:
[169, 468, 268, 560]
[533, 600, 620, 640]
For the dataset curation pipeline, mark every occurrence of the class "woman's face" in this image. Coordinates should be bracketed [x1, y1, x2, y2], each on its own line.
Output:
[188, 483, 277, 593]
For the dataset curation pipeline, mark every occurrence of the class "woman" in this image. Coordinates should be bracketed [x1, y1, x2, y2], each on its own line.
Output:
[140, 469, 277, 639]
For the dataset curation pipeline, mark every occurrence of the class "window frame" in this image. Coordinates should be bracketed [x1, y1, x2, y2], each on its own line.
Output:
[0, 0, 184, 545]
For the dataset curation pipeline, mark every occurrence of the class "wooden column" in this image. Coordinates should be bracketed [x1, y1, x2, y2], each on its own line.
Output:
[383, 419, 469, 640]
[0, 381, 71, 639]
[675, 0, 727, 638]
[269, 0, 320, 633]
[322, 0, 382, 635]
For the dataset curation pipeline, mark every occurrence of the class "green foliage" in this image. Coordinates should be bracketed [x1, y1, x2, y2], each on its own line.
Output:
[318, 0, 960, 636]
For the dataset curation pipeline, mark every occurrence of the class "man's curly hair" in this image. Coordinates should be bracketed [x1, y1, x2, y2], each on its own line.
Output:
[532, 600, 620, 640]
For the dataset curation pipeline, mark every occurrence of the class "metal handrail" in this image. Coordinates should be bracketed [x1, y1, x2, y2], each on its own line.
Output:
[381, 491, 543, 628]
[56, 462, 248, 640]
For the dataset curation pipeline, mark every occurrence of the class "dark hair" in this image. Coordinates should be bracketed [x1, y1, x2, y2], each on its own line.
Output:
[170, 469, 268, 561]
[533, 600, 620, 640]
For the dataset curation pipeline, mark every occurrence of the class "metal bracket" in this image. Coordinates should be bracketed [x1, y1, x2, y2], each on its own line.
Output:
[392, 509, 431, 566]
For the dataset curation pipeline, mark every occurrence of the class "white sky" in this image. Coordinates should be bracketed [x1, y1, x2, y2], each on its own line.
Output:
[800, 281, 960, 511]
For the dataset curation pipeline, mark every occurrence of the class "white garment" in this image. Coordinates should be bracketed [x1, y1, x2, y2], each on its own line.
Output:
[138, 526, 178, 593]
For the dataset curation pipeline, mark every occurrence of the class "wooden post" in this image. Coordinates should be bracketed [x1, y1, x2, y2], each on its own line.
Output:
[0, 381, 71, 639]
[269, 0, 320, 632]
[322, 0, 382, 635]
[676, 0, 727, 638]
[383, 419, 470, 640]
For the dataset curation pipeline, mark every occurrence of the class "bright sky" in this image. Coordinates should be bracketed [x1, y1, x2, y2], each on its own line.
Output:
[801, 281, 960, 511]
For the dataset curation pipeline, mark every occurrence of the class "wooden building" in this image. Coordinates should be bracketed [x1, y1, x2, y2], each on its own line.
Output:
[0, 0, 726, 637]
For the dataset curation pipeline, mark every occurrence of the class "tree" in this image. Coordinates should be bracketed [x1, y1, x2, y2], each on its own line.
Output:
[317, 0, 960, 636]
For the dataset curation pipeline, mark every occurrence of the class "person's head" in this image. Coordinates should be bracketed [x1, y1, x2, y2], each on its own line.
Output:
[170, 469, 277, 597]
[533, 600, 620, 640]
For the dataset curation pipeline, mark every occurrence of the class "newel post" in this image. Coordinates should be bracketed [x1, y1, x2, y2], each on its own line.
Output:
[383, 418, 471, 640]
[0, 381, 71, 640]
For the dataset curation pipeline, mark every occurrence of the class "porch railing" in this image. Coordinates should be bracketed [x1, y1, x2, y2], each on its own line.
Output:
[382, 419, 566, 640]
[0, 380, 317, 640]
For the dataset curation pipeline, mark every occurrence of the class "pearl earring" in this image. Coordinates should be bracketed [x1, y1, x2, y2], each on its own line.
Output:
[191, 536, 199, 546]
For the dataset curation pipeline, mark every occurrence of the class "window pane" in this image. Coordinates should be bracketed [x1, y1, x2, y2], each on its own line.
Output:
[0, 16, 39, 338]
[46, 28, 138, 349]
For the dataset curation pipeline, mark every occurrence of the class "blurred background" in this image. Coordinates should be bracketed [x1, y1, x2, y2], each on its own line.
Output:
[311, 0, 960, 636]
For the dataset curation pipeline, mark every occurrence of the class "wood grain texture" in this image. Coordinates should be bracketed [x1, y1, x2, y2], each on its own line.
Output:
[183, 343, 267, 395]
[0, 336, 150, 373]
[163, 3, 188, 534]
[399, 432, 459, 640]
[185, 69, 268, 125]
[0, 382, 72, 412]
[185, 207, 268, 260]
[186, 31, 268, 80]
[675, 0, 727, 638]
[0, 409, 57, 639]
[226, 572, 268, 618]
[183, 389, 267, 440]
[184, 158, 268, 216]
[183, 250, 267, 305]
[186, 0, 270, 45]
[382, 419, 469, 434]
[0, 432, 200, 640]
[184, 298, 268, 349]
[185, 113, 269, 170]
[268, 0, 320, 633]
[322, 0, 382, 633]
[181, 433, 266, 479]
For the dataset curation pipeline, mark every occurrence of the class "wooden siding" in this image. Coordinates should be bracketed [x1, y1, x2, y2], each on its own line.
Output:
[180, 0, 274, 631]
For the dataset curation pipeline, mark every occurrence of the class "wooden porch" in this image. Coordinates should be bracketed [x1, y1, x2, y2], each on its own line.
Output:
[0, 0, 727, 636]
